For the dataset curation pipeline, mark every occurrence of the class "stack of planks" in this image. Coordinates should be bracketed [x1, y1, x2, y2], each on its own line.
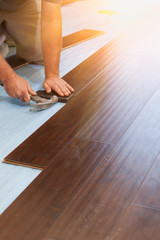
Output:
[62, 0, 85, 5]
[1, 8, 160, 240]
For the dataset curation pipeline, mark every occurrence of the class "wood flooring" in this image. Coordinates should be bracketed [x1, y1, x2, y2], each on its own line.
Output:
[1, 8, 160, 240]
[62, 29, 104, 50]
[62, 0, 85, 5]
[6, 55, 29, 70]
[6, 29, 104, 70]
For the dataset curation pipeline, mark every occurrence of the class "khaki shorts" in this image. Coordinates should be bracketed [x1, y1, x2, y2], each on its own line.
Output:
[0, 0, 43, 62]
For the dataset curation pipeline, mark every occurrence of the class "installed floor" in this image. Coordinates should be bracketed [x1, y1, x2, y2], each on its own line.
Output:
[1, 1, 160, 240]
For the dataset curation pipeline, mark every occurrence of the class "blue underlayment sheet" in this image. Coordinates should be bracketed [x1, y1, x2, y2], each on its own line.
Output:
[0, 64, 65, 214]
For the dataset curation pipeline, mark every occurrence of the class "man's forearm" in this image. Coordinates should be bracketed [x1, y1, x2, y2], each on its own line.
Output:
[0, 54, 36, 102]
[0, 54, 16, 83]
[41, 1, 74, 97]
[41, 1, 62, 78]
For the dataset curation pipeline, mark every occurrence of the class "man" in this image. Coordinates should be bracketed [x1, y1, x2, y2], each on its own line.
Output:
[0, 0, 74, 103]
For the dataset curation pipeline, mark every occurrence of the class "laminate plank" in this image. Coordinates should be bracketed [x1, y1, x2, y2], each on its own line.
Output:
[133, 154, 160, 209]
[44, 90, 160, 240]
[4, 40, 132, 168]
[6, 55, 29, 70]
[112, 205, 160, 240]
[62, 0, 85, 5]
[62, 29, 104, 50]
[0, 138, 112, 240]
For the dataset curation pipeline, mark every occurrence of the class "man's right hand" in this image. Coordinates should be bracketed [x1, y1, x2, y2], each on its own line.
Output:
[3, 73, 37, 103]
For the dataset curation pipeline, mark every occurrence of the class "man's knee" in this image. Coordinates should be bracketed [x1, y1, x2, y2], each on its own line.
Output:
[0, 22, 9, 57]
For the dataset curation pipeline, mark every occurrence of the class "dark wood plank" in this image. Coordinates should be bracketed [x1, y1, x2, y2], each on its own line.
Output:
[0, 138, 112, 240]
[112, 205, 160, 240]
[133, 154, 160, 209]
[6, 55, 29, 70]
[62, 0, 85, 5]
[62, 29, 104, 50]
[43, 90, 160, 240]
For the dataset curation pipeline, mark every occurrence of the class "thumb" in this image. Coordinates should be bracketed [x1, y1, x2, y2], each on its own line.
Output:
[27, 83, 37, 96]
[43, 81, 51, 93]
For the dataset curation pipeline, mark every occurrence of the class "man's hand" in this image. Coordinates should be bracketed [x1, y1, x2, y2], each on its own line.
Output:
[3, 73, 37, 103]
[43, 74, 74, 96]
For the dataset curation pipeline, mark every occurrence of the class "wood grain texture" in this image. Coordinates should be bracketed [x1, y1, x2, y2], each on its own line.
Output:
[0, 138, 112, 240]
[44, 90, 160, 240]
[113, 205, 160, 240]
[133, 153, 160, 209]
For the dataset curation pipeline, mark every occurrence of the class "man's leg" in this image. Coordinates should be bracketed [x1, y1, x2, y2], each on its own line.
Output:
[0, 20, 9, 58]
[5, 0, 43, 63]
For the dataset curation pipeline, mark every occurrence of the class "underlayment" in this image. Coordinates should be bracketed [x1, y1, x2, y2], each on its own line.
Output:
[0, 0, 154, 214]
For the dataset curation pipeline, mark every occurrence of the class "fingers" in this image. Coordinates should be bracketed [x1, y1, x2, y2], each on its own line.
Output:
[64, 82, 74, 93]
[43, 76, 74, 97]
[54, 84, 71, 96]
[60, 80, 74, 96]
[23, 92, 31, 103]
[27, 82, 37, 96]
[59, 84, 71, 96]
[18, 82, 35, 103]
[43, 82, 52, 93]
[44, 80, 68, 96]
[20, 82, 35, 103]
[54, 85, 65, 96]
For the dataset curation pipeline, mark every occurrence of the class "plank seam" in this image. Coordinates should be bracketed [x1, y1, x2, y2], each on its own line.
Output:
[132, 204, 160, 212]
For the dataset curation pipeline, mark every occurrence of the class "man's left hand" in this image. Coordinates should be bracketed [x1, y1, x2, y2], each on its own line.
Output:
[43, 74, 74, 96]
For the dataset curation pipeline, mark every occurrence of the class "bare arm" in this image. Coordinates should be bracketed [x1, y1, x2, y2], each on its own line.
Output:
[41, 0, 74, 96]
[0, 54, 36, 102]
